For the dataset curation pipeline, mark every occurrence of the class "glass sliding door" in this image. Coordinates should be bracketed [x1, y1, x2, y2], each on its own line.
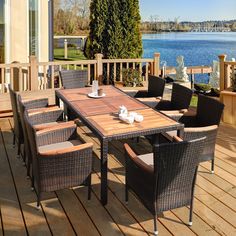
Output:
[0, 0, 5, 63]
[29, 0, 38, 56]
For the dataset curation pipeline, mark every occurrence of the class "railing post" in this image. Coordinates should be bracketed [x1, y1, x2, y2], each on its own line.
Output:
[29, 55, 38, 91]
[219, 54, 227, 91]
[153, 53, 160, 76]
[11, 61, 20, 91]
[95, 53, 103, 84]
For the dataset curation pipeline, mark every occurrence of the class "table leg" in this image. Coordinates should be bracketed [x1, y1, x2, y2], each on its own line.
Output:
[55, 94, 60, 106]
[100, 138, 108, 205]
[177, 127, 184, 138]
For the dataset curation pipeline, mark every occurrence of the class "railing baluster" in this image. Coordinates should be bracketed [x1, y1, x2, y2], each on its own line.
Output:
[43, 66, 47, 89]
[113, 63, 116, 82]
[88, 64, 91, 85]
[145, 63, 148, 81]
[51, 66, 55, 89]
[81, 64, 84, 70]
[1, 68, 5, 93]
[19, 67, 23, 91]
[107, 63, 110, 85]
[10, 67, 14, 89]
[120, 63, 123, 82]
[59, 65, 62, 88]
[74, 64, 76, 70]
[94, 64, 97, 81]
[139, 63, 142, 77]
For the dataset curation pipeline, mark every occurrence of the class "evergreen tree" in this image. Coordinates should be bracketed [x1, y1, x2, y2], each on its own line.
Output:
[85, 0, 143, 59]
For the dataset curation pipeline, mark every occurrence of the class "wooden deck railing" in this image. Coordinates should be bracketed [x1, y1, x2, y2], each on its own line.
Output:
[0, 52, 218, 113]
[0, 62, 30, 93]
[0, 53, 160, 93]
[219, 54, 236, 91]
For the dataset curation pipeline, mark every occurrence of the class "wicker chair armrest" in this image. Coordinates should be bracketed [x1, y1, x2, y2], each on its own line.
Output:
[36, 121, 77, 146]
[173, 136, 183, 142]
[28, 109, 64, 125]
[160, 133, 183, 143]
[39, 142, 93, 156]
[22, 98, 49, 110]
[184, 125, 218, 133]
[124, 143, 153, 174]
[28, 106, 60, 115]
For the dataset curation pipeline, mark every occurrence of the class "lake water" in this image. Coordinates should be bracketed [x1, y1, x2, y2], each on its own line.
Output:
[142, 32, 236, 83]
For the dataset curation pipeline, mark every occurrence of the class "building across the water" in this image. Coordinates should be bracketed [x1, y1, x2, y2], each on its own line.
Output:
[0, 0, 51, 64]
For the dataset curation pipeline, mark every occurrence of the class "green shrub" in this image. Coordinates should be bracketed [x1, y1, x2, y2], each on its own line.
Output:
[122, 68, 143, 87]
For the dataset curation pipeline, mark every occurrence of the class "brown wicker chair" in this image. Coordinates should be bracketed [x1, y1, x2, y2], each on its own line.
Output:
[124, 136, 205, 235]
[24, 112, 93, 208]
[155, 83, 193, 119]
[9, 87, 24, 157]
[178, 94, 225, 173]
[59, 70, 89, 89]
[18, 96, 64, 178]
[126, 75, 166, 108]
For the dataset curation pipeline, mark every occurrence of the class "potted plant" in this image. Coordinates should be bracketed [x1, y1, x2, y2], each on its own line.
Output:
[122, 68, 143, 87]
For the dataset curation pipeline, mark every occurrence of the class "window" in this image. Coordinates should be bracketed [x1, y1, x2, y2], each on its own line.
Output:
[29, 0, 38, 56]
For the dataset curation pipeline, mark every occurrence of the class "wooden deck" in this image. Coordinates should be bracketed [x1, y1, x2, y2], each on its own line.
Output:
[0, 117, 236, 236]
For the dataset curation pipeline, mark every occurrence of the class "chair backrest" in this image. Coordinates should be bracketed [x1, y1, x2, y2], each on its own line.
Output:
[196, 94, 224, 126]
[153, 137, 205, 212]
[59, 70, 88, 89]
[171, 83, 193, 110]
[23, 110, 38, 161]
[148, 75, 166, 97]
[9, 86, 22, 138]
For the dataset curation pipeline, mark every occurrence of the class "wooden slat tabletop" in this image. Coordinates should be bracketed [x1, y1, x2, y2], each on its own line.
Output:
[70, 95, 147, 117]
[58, 85, 125, 102]
[87, 108, 178, 136]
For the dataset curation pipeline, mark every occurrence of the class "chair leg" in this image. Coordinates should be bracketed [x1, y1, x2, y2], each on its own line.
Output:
[211, 159, 214, 174]
[188, 192, 193, 226]
[26, 160, 31, 179]
[125, 183, 129, 203]
[189, 198, 194, 226]
[23, 146, 26, 163]
[31, 174, 35, 191]
[87, 174, 92, 200]
[17, 142, 21, 158]
[37, 193, 41, 209]
[13, 133, 16, 147]
[154, 213, 158, 235]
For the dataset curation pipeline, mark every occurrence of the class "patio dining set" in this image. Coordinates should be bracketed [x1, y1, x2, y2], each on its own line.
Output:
[9, 70, 224, 235]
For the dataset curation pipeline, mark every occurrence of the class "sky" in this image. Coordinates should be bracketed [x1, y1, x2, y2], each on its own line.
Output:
[139, 0, 236, 22]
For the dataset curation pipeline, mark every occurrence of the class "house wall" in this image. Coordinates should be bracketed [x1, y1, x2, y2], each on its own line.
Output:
[7, 0, 48, 63]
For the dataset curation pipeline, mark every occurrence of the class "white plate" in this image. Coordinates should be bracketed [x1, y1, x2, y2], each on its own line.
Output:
[87, 92, 106, 98]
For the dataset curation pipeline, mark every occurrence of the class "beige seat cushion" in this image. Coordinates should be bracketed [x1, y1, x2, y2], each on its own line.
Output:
[137, 153, 154, 167]
[38, 139, 82, 154]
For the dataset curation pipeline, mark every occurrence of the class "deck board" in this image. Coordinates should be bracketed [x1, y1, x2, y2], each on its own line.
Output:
[0, 122, 27, 236]
[0, 117, 235, 235]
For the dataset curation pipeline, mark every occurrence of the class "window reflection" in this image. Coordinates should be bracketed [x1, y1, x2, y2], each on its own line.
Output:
[0, 0, 4, 63]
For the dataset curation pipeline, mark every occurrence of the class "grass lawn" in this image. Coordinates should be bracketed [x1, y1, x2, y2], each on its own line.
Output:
[54, 48, 87, 61]
[190, 95, 198, 107]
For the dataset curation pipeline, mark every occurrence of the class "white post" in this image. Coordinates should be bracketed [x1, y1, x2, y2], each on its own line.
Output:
[64, 39, 68, 59]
